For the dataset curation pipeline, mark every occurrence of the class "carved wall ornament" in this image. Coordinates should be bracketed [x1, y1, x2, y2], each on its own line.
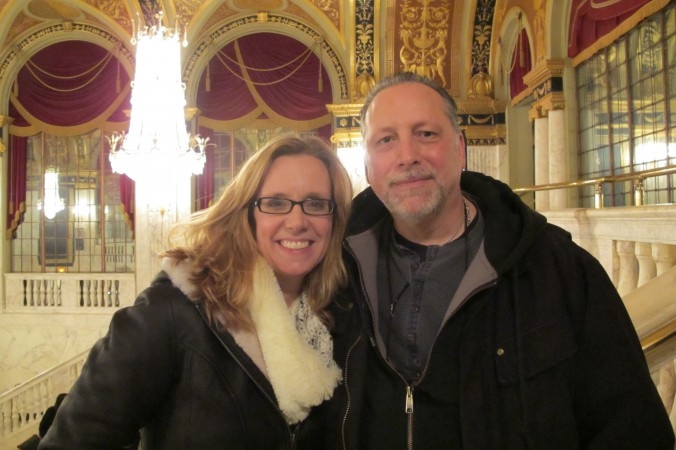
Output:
[470, 0, 496, 76]
[468, 71, 493, 98]
[354, 0, 375, 101]
[398, 0, 450, 87]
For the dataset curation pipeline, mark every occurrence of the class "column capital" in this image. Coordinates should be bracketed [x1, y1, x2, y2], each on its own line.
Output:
[523, 59, 566, 120]
[326, 103, 364, 147]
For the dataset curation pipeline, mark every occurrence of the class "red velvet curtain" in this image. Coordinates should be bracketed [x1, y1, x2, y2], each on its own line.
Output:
[509, 29, 532, 99]
[6, 40, 131, 237]
[10, 41, 130, 130]
[568, 0, 652, 57]
[6, 135, 27, 239]
[196, 32, 332, 140]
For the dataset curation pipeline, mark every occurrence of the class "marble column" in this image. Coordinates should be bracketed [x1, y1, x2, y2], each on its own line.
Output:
[534, 116, 549, 210]
[466, 144, 508, 180]
[548, 109, 568, 209]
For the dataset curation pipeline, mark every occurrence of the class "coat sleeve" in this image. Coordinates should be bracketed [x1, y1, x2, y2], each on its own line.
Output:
[568, 245, 675, 449]
[38, 282, 181, 450]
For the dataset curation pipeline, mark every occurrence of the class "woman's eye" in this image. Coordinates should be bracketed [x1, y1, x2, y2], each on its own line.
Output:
[264, 198, 286, 209]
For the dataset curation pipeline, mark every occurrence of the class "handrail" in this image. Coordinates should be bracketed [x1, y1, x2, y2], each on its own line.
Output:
[641, 318, 676, 352]
[0, 350, 88, 441]
[512, 165, 676, 207]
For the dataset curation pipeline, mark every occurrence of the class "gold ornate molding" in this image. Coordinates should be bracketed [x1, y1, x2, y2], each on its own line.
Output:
[326, 103, 363, 146]
[457, 97, 507, 145]
[353, 0, 376, 102]
[467, 71, 494, 99]
[0, 115, 15, 127]
[457, 96, 506, 116]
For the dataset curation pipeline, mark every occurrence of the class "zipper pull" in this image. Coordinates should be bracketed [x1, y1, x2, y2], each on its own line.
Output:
[405, 386, 414, 413]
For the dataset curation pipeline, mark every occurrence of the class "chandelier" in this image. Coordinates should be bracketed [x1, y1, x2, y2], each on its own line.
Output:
[108, 11, 207, 183]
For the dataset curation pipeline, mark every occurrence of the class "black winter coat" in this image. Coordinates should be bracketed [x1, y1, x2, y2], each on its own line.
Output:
[326, 171, 674, 450]
[38, 274, 326, 450]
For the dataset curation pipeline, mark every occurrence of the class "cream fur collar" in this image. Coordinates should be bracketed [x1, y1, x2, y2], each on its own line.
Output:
[161, 257, 342, 424]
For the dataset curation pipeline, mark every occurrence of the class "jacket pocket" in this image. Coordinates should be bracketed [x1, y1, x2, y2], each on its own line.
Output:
[495, 318, 577, 384]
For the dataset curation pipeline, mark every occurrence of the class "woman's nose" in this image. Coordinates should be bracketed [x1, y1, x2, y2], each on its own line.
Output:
[285, 203, 308, 228]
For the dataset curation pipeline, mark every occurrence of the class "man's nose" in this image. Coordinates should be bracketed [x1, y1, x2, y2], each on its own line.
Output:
[397, 136, 420, 165]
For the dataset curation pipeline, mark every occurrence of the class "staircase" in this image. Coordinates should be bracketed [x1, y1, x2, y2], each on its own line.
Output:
[0, 352, 87, 449]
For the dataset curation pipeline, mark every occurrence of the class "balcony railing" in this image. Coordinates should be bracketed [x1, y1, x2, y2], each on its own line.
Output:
[3, 273, 136, 312]
[513, 165, 676, 208]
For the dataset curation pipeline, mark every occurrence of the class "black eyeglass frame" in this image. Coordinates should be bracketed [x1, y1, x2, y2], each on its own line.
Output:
[253, 197, 335, 216]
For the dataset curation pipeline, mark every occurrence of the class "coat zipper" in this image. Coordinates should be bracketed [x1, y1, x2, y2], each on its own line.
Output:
[346, 243, 419, 449]
[195, 304, 297, 448]
[341, 334, 361, 450]
[405, 385, 414, 450]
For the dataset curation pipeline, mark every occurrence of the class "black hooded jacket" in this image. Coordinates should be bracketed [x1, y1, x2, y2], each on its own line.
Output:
[327, 171, 674, 449]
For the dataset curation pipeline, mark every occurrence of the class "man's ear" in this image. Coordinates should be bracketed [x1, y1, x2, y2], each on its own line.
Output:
[459, 130, 467, 171]
[364, 152, 371, 185]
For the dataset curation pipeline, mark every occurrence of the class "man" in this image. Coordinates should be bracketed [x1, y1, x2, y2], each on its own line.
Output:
[327, 72, 674, 449]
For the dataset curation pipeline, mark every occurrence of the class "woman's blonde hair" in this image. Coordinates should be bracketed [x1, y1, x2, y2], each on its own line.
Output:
[163, 134, 352, 330]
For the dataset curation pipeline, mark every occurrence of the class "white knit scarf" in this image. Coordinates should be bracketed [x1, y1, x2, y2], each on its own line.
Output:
[248, 259, 342, 424]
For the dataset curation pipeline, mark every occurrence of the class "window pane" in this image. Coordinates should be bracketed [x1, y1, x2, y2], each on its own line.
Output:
[576, 4, 674, 205]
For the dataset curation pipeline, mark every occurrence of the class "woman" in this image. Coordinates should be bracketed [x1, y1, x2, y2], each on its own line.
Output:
[38, 135, 353, 449]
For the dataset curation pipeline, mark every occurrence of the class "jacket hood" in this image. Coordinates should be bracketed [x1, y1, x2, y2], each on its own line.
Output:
[348, 171, 549, 275]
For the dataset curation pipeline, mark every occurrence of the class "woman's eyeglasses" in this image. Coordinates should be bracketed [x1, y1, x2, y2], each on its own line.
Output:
[253, 197, 335, 216]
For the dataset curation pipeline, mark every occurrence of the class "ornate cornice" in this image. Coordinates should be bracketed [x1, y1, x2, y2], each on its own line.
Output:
[463, 124, 507, 146]
[522, 58, 565, 89]
[457, 96, 506, 146]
